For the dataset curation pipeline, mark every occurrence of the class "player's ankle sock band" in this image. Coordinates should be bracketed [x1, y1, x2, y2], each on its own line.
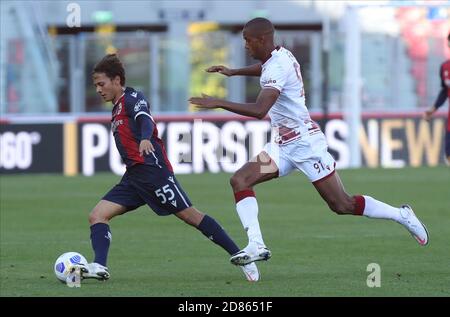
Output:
[353, 195, 365, 216]
[234, 190, 255, 203]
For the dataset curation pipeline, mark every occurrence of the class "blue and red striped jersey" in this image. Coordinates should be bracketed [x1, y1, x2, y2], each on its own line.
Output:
[111, 87, 173, 171]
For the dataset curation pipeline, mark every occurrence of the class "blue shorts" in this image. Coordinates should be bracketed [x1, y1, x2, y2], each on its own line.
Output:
[103, 164, 192, 216]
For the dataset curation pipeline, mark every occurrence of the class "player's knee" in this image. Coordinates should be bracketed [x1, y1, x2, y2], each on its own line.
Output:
[89, 208, 109, 225]
[229, 174, 239, 188]
[176, 208, 203, 227]
[230, 174, 246, 191]
[88, 211, 98, 225]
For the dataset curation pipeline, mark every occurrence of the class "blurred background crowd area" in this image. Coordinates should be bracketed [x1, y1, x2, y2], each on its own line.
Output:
[1, 0, 449, 116]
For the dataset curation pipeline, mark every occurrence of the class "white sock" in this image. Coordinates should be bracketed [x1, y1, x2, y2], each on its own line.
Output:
[236, 197, 265, 246]
[362, 195, 401, 221]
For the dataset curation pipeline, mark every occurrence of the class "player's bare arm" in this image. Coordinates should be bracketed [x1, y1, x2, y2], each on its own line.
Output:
[423, 106, 437, 121]
[206, 63, 262, 77]
[189, 88, 279, 119]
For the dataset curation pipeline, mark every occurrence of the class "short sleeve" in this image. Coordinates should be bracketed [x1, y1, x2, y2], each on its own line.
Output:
[261, 63, 287, 92]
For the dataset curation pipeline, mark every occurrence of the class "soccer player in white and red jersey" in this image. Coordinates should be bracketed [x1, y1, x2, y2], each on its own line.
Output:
[424, 32, 450, 164]
[190, 18, 429, 267]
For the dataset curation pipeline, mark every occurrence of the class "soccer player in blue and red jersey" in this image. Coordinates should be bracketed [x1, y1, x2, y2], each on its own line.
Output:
[81, 54, 259, 282]
[424, 32, 450, 164]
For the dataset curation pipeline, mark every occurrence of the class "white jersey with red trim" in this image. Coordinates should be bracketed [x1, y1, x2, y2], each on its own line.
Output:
[260, 46, 312, 132]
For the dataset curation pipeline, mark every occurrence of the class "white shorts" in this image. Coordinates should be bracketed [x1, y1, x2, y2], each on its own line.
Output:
[263, 132, 336, 183]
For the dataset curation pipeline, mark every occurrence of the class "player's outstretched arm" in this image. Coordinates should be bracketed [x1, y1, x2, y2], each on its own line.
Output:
[206, 63, 262, 77]
[424, 64, 448, 121]
[423, 106, 437, 121]
[189, 88, 279, 119]
[424, 88, 447, 121]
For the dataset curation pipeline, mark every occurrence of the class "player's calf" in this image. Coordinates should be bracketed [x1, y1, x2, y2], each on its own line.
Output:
[326, 197, 356, 215]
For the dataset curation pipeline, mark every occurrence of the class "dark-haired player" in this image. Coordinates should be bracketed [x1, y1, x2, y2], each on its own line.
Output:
[190, 18, 429, 266]
[81, 54, 259, 282]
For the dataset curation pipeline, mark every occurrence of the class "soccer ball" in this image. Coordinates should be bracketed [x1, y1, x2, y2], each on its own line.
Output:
[54, 252, 88, 283]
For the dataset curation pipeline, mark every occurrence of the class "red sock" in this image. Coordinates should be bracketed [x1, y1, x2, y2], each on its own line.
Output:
[353, 195, 365, 216]
[234, 189, 255, 203]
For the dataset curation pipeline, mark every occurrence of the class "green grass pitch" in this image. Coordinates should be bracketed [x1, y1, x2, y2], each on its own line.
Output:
[1, 167, 449, 296]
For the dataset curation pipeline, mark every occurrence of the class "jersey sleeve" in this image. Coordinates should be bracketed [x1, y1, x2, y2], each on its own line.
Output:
[125, 92, 152, 121]
[261, 63, 287, 92]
